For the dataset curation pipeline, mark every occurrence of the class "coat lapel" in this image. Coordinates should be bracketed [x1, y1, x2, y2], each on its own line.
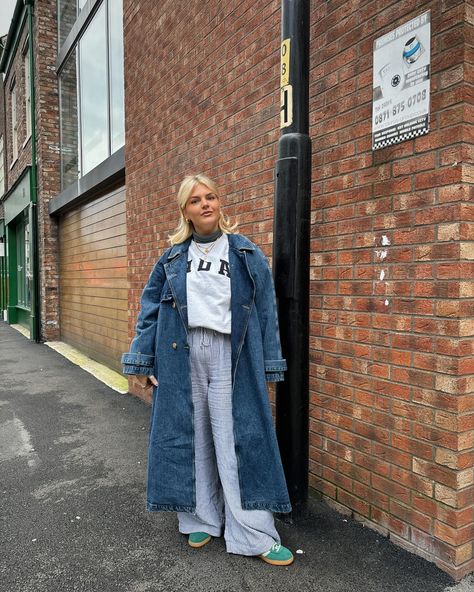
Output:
[164, 240, 190, 331]
[229, 236, 255, 379]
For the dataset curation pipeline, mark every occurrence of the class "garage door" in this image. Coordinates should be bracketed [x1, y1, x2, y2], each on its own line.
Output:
[59, 186, 128, 372]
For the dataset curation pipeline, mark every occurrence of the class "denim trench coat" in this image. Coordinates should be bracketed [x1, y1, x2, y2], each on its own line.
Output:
[122, 233, 291, 514]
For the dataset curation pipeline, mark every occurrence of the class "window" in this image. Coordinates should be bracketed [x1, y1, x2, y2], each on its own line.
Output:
[24, 45, 31, 140]
[109, 0, 124, 152]
[58, 0, 91, 51]
[79, 4, 108, 174]
[11, 81, 18, 162]
[58, 0, 125, 189]
[59, 49, 80, 185]
[58, 0, 77, 47]
[0, 136, 4, 196]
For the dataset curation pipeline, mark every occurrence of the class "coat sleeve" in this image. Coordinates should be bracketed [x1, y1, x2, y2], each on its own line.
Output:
[252, 248, 287, 382]
[121, 251, 169, 376]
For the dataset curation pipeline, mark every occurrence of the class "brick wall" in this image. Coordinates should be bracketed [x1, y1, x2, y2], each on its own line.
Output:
[124, 0, 280, 259]
[124, 0, 473, 578]
[310, 0, 473, 580]
[4, 26, 31, 185]
[34, 0, 61, 341]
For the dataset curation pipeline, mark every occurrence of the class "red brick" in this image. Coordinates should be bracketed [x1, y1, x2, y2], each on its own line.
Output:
[372, 442, 412, 475]
[338, 489, 370, 517]
[434, 521, 474, 546]
[392, 433, 434, 460]
[371, 508, 410, 540]
[393, 153, 437, 176]
[390, 500, 433, 533]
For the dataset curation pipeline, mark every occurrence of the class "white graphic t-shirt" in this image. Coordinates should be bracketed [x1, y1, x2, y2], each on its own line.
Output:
[187, 234, 231, 334]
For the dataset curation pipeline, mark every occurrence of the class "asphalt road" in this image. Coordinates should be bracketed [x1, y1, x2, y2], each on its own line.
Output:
[0, 322, 469, 592]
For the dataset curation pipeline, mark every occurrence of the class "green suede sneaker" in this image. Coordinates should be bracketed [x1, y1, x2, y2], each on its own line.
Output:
[188, 532, 212, 548]
[259, 542, 294, 566]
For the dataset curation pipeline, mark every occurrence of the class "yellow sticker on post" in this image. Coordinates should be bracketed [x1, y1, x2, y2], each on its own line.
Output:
[281, 38, 290, 87]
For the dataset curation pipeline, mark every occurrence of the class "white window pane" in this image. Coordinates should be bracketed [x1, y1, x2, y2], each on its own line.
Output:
[24, 50, 31, 139]
[79, 4, 108, 174]
[11, 85, 17, 161]
[60, 49, 80, 188]
[109, 0, 124, 152]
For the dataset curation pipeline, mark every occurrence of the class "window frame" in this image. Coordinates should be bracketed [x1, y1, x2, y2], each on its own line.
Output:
[0, 135, 5, 196]
[10, 77, 18, 164]
[108, 0, 124, 154]
[77, 1, 109, 175]
[16, 214, 31, 309]
[56, 0, 124, 190]
[23, 37, 32, 142]
[59, 46, 81, 188]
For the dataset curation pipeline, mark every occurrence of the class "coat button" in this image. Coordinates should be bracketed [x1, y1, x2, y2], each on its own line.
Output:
[172, 342, 177, 349]
[172, 301, 176, 308]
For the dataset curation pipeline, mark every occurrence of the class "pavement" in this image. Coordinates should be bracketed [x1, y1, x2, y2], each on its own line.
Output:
[0, 320, 472, 592]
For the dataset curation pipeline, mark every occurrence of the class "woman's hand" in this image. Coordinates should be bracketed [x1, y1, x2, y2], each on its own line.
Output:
[134, 375, 158, 389]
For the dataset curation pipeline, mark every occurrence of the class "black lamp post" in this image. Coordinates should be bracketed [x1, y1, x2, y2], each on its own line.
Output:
[273, 0, 311, 520]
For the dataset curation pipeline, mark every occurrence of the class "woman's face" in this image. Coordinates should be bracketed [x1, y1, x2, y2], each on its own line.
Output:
[183, 183, 221, 235]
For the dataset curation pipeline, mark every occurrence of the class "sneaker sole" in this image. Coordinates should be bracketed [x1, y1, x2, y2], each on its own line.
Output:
[259, 554, 294, 566]
[188, 535, 211, 548]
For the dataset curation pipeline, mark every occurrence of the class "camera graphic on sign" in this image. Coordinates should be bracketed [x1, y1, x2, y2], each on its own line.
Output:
[377, 34, 425, 100]
[378, 62, 404, 99]
[403, 35, 424, 65]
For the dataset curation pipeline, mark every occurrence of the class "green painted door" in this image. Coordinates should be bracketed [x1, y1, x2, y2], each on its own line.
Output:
[16, 217, 31, 310]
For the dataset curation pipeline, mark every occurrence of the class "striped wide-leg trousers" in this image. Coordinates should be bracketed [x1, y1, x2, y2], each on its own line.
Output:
[177, 327, 280, 555]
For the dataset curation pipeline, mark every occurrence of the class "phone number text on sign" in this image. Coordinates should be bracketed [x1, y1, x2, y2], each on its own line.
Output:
[374, 89, 427, 126]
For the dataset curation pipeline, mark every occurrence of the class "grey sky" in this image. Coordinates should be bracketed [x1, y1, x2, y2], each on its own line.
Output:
[0, 0, 18, 38]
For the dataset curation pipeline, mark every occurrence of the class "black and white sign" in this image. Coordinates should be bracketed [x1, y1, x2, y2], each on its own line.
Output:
[372, 11, 431, 150]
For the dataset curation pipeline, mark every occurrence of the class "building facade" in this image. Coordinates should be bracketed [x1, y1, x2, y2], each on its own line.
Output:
[0, 0, 60, 340]
[1, 3, 37, 335]
[0, 0, 472, 580]
[50, 0, 128, 371]
[0, 36, 7, 319]
[0, 0, 127, 371]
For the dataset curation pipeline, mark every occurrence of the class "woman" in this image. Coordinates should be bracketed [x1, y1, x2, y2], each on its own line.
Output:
[122, 174, 293, 566]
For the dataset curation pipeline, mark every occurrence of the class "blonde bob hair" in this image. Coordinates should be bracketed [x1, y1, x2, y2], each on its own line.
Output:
[168, 174, 237, 245]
